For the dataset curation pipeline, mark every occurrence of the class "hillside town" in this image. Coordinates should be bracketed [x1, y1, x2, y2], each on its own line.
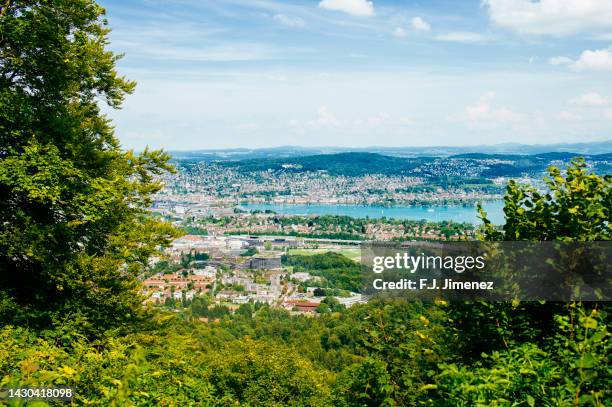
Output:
[161, 162, 506, 206]
[142, 189, 479, 316]
[142, 234, 366, 315]
[143, 160, 488, 315]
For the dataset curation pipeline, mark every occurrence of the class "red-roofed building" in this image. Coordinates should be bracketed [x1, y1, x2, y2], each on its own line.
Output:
[283, 300, 319, 313]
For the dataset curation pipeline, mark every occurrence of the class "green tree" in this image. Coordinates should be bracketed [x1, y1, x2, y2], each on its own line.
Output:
[190, 296, 210, 317]
[316, 302, 331, 314]
[479, 158, 610, 242]
[236, 302, 253, 318]
[241, 247, 258, 257]
[203, 338, 334, 405]
[465, 160, 612, 357]
[440, 160, 612, 405]
[0, 0, 179, 334]
[317, 296, 344, 313]
[336, 301, 450, 406]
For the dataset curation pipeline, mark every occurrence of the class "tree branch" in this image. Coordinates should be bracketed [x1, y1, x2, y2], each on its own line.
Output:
[0, 0, 14, 18]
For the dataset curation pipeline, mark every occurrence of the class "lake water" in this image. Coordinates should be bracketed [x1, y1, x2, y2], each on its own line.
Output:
[243, 201, 505, 225]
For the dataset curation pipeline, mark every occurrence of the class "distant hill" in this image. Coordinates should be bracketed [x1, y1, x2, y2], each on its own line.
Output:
[169, 140, 612, 162]
[215, 150, 611, 178]
[220, 152, 429, 176]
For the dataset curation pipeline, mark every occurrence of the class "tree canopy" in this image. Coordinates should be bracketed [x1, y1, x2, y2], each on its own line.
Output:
[479, 158, 611, 241]
[0, 0, 179, 334]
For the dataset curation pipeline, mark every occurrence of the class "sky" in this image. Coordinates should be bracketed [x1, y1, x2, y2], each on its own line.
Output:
[97, 0, 612, 150]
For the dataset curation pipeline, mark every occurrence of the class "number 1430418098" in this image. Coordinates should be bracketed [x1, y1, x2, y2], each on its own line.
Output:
[0, 387, 74, 401]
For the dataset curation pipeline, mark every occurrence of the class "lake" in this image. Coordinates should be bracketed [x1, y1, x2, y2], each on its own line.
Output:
[243, 201, 505, 225]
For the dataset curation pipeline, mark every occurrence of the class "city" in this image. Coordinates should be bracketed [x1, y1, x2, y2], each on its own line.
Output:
[140, 149, 610, 316]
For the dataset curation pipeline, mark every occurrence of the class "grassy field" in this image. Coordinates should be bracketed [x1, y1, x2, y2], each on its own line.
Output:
[287, 248, 361, 262]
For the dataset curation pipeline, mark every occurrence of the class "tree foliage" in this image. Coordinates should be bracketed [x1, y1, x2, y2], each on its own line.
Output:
[283, 252, 362, 292]
[479, 158, 611, 241]
[442, 159, 612, 405]
[0, 0, 180, 333]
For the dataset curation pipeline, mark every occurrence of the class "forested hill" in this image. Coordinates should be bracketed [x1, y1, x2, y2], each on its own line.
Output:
[217, 151, 611, 177]
[219, 152, 429, 176]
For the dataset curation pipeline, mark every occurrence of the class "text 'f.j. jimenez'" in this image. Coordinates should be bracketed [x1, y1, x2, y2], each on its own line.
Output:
[372, 278, 494, 290]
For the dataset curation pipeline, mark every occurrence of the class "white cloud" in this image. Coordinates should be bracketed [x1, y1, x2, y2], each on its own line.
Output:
[548, 47, 612, 71]
[463, 93, 522, 123]
[570, 47, 612, 71]
[548, 56, 573, 65]
[569, 92, 609, 107]
[604, 109, 612, 119]
[394, 17, 430, 38]
[483, 0, 612, 36]
[393, 27, 407, 38]
[435, 32, 492, 43]
[411, 17, 431, 32]
[318, 0, 374, 17]
[273, 14, 306, 28]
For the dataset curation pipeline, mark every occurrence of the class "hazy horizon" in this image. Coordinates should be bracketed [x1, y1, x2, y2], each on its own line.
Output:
[160, 139, 612, 152]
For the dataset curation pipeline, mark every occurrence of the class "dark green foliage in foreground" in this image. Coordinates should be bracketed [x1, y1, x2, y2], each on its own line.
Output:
[442, 159, 612, 404]
[0, 314, 333, 406]
[1, 296, 608, 406]
[480, 157, 610, 242]
[0, 0, 180, 334]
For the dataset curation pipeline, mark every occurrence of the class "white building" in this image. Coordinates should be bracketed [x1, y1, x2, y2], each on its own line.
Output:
[193, 266, 217, 278]
[232, 295, 250, 304]
[336, 294, 368, 308]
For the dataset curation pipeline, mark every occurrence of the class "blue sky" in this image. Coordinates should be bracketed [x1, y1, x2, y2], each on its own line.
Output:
[98, 0, 612, 150]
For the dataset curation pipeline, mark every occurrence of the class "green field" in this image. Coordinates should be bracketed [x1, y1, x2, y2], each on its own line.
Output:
[287, 248, 361, 262]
